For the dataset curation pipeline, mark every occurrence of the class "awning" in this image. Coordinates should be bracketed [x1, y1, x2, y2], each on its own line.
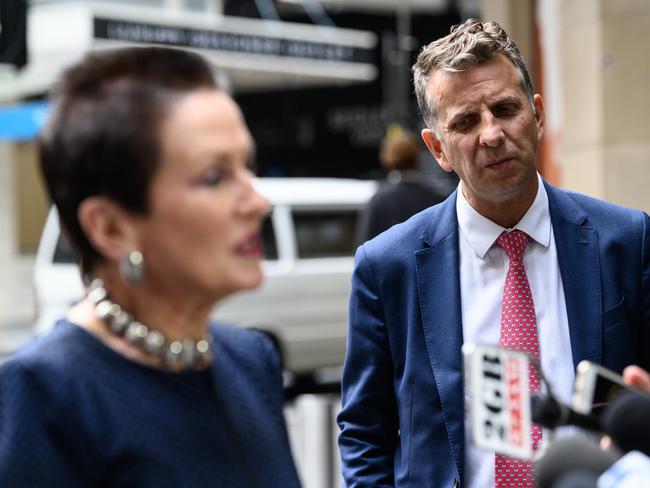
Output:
[0, 2, 378, 102]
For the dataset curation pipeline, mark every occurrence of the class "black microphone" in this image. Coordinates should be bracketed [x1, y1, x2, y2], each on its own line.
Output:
[551, 471, 600, 488]
[531, 393, 601, 432]
[536, 436, 619, 488]
[601, 391, 650, 456]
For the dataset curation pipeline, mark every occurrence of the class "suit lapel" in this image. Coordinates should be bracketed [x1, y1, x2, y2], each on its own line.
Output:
[415, 192, 465, 483]
[545, 182, 602, 367]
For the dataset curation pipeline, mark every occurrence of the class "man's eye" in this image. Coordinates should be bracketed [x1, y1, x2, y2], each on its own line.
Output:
[495, 104, 519, 116]
[454, 117, 472, 130]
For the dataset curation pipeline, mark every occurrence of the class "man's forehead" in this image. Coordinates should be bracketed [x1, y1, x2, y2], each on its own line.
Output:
[427, 57, 524, 115]
[444, 90, 522, 117]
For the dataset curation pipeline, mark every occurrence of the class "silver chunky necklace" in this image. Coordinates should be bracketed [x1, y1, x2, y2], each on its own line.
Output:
[87, 279, 213, 371]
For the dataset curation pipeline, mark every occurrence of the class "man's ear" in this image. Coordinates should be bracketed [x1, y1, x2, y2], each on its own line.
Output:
[533, 94, 545, 142]
[421, 128, 453, 173]
[77, 197, 139, 262]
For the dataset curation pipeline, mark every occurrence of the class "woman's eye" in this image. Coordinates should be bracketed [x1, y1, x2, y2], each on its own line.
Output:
[200, 167, 223, 186]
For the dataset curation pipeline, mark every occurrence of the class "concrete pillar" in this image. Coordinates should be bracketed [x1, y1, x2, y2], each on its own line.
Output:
[0, 142, 38, 335]
[0, 143, 18, 329]
[0, 143, 17, 259]
[480, 0, 537, 91]
[0, 140, 47, 335]
[14, 141, 48, 252]
[560, 0, 650, 210]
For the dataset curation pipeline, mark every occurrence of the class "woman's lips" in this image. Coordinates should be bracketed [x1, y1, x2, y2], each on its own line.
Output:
[234, 232, 263, 257]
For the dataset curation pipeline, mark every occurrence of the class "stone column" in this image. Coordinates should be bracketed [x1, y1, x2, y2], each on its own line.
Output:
[560, 0, 650, 210]
[14, 141, 48, 252]
[0, 143, 18, 330]
[480, 0, 537, 89]
[0, 140, 47, 339]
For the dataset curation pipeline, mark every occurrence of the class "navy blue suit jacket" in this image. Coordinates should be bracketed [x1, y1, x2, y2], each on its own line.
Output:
[338, 181, 650, 487]
[0, 320, 301, 487]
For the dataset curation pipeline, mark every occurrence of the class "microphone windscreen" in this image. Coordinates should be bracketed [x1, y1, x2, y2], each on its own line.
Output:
[552, 470, 599, 488]
[536, 437, 618, 488]
[531, 393, 563, 429]
[601, 391, 650, 456]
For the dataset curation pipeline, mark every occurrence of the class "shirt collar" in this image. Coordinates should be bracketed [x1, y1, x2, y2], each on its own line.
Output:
[456, 173, 551, 259]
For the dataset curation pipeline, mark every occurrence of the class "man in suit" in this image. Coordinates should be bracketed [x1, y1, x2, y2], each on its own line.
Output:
[337, 18, 650, 488]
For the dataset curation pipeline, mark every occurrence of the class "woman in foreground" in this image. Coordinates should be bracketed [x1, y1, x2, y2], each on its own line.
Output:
[0, 46, 301, 487]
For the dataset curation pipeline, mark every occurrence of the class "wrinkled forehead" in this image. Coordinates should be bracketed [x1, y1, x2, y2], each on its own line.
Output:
[427, 55, 526, 118]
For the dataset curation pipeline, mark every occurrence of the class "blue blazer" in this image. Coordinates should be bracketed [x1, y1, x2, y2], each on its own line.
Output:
[338, 181, 650, 487]
[0, 321, 301, 487]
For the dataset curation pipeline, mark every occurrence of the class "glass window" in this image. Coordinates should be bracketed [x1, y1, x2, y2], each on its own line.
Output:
[184, 0, 206, 11]
[293, 209, 359, 259]
[53, 219, 277, 264]
[54, 215, 278, 264]
[53, 235, 79, 264]
[262, 215, 278, 261]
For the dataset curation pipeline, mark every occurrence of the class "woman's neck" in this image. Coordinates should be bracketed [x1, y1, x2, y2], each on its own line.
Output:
[93, 266, 213, 341]
[69, 267, 216, 371]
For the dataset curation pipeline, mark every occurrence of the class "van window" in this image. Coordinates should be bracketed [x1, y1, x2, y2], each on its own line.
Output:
[292, 209, 358, 258]
[54, 235, 79, 264]
[262, 215, 278, 260]
[52, 215, 278, 264]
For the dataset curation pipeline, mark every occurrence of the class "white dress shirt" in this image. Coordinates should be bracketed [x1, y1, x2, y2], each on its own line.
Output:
[458, 175, 575, 488]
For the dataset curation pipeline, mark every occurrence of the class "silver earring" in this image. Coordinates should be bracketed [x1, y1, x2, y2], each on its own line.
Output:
[120, 250, 144, 284]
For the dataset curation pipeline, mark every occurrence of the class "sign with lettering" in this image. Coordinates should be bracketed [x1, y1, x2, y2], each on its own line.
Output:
[93, 18, 374, 64]
[462, 344, 533, 459]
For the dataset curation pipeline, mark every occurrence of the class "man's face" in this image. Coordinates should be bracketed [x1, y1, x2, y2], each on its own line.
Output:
[421, 54, 544, 220]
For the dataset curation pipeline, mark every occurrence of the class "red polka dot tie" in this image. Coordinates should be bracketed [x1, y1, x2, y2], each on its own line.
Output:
[494, 230, 542, 487]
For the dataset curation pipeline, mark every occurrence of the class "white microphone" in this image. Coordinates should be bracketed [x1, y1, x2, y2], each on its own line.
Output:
[462, 344, 534, 460]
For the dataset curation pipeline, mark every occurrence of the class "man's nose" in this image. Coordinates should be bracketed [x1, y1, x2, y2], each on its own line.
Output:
[478, 114, 505, 148]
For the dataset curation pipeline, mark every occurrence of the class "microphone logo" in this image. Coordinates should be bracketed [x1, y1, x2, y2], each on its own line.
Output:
[463, 344, 533, 459]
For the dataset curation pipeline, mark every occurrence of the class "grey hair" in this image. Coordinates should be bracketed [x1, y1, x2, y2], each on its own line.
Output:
[412, 18, 534, 131]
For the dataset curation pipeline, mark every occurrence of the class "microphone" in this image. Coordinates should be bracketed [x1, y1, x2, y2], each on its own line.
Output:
[550, 471, 599, 488]
[535, 436, 619, 488]
[463, 344, 604, 460]
[530, 393, 601, 432]
[462, 344, 535, 459]
[536, 380, 650, 487]
[601, 391, 650, 456]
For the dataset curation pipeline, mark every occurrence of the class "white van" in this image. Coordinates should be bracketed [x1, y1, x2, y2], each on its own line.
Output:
[33, 178, 377, 374]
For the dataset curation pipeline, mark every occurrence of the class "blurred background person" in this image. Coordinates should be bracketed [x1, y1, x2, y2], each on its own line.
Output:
[0, 46, 301, 487]
[356, 124, 446, 242]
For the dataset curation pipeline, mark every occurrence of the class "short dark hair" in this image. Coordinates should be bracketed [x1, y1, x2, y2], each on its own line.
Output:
[412, 18, 533, 130]
[39, 46, 219, 275]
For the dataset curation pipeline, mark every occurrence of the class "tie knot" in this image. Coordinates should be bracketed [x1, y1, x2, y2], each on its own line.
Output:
[496, 230, 529, 261]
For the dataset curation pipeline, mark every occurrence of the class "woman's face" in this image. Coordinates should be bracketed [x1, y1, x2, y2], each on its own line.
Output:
[132, 89, 269, 304]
